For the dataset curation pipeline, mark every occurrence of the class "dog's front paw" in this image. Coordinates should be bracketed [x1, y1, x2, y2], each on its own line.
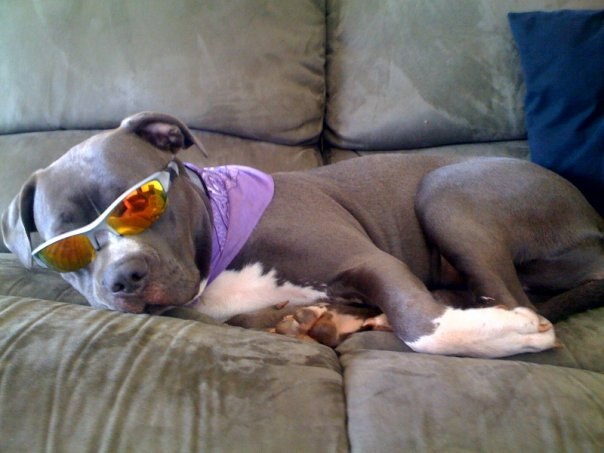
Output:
[407, 306, 558, 358]
[509, 306, 554, 334]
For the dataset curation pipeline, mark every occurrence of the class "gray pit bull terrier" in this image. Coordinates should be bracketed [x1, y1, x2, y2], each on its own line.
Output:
[3, 112, 604, 358]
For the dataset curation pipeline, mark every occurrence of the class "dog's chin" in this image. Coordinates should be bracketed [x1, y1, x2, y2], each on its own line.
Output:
[109, 297, 148, 314]
[144, 304, 173, 315]
[144, 279, 207, 315]
[105, 296, 186, 315]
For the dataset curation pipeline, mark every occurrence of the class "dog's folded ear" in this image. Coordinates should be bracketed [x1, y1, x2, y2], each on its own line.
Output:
[1, 174, 38, 268]
[120, 112, 209, 158]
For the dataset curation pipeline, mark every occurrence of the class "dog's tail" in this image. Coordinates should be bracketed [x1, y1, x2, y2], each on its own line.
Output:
[536, 279, 604, 323]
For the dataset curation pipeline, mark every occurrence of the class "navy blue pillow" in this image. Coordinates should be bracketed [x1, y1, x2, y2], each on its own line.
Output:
[508, 10, 604, 215]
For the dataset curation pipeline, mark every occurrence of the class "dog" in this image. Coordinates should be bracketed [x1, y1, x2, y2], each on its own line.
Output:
[3, 112, 603, 358]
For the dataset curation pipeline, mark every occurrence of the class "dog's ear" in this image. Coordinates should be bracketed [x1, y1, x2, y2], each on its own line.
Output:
[120, 111, 209, 158]
[1, 174, 38, 268]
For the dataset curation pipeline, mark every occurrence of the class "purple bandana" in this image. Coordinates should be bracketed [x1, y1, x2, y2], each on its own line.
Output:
[184, 163, 274, 284]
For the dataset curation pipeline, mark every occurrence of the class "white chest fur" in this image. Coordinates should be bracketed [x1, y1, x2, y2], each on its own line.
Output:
[196, 263, 326, 322]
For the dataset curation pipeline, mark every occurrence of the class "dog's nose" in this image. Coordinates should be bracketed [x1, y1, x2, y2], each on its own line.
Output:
[103, 257, 149, 295]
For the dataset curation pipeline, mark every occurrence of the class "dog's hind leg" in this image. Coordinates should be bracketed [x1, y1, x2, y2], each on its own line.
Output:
[534, 279, 604, 323]
[518, 239, 604, 323]
[416, 210, 535, 310]
[415, 158, 604, 314]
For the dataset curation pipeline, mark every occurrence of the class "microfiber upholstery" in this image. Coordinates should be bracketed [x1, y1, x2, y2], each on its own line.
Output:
[0, 254, 87, 305]
[325, 0, 528, 150]
[0, 0, 326, 145]
[509, 9, 604, 214]
[0, 297, 348, 452]
[340, 351, 604, 452]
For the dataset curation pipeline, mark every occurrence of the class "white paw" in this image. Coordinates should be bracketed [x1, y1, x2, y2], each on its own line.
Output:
[407, 306, 557, 358]
[506, 307, 553, 334]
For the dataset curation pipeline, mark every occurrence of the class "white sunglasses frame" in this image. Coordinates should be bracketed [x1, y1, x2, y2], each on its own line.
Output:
[31, 160, 179, 271]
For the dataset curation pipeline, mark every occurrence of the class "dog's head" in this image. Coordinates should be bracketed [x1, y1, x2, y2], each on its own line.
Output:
[2, 112, 212, 314]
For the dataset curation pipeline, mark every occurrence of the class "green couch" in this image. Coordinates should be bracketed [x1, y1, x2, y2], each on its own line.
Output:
[1, 1, 603, 451]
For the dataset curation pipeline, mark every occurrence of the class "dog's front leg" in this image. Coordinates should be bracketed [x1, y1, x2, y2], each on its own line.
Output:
[334, 252, 557, 358]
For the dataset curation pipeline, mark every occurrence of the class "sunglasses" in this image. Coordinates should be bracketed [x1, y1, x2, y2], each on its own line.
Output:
[32, 160, 180, 273]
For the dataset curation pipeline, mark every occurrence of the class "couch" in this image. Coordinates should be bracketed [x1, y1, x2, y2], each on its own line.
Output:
[1, 1, 603, 452]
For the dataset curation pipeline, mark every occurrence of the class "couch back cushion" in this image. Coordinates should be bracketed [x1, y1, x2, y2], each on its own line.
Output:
[0, 0, 326, 145]
[325, 0, 604, 150]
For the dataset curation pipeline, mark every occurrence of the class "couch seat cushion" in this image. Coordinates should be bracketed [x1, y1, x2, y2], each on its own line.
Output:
[0, 297, 348, 452]
[341, 350, 604, 452]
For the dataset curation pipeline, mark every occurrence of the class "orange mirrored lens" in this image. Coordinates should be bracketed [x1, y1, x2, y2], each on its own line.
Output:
[107, 180, 167, 235]
[36, 235, 96, 272]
